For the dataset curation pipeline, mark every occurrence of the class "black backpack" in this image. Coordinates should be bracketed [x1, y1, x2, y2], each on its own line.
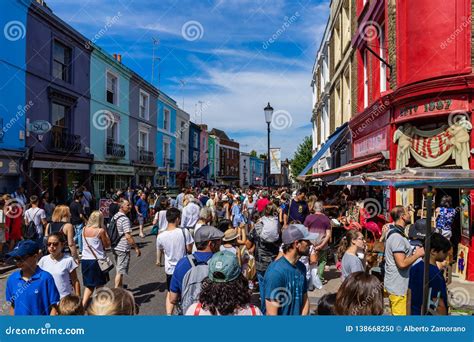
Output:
[107, 214, 126, 248]
[24, 209, 40, 241]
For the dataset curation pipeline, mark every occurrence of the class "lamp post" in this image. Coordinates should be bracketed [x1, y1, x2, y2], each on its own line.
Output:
[264, 102, 273, 188]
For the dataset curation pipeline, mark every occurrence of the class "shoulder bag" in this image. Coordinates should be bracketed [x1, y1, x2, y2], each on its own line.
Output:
[83, 228, 114, 273]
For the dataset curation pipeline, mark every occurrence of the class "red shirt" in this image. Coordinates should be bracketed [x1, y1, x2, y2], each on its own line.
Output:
[256, 198, 270, 212]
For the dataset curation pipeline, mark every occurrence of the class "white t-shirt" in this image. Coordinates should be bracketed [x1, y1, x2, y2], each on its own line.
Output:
[156, 228, 194, 275]
[38, 254, 78, 298]
[25, 207, 46, 236]
[154, 210, 168, 233]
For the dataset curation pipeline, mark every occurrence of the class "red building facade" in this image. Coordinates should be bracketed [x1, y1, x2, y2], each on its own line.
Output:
[350, 0, 474, 280]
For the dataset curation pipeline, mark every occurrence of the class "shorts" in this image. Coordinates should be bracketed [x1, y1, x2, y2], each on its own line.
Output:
[166, 274, 172, 291]
[113, 250, 131, 275]
[388, 293, 408, 316]
[0, 228, 5, 243]
[138, 216, 145, 226]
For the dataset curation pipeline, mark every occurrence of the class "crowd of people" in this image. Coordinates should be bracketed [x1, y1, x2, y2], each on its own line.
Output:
[1, 184, 458, 316]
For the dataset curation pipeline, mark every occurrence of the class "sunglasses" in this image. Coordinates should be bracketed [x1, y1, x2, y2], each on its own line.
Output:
[47, 242, 60, 247]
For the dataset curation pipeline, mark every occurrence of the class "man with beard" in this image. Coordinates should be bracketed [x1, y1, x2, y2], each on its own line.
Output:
[384, 206, 425, 316]
[264, 224, 317, 315]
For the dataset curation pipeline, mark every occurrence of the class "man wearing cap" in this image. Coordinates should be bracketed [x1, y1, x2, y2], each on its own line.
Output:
[264, 224, 316, 315]
[168, 225, 223, 315]
[5, 240, 60, 315]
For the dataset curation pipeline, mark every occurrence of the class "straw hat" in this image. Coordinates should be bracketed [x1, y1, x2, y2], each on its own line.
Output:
[222, 228, 239, 242]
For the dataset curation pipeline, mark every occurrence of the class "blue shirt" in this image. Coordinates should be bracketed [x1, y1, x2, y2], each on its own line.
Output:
[135, 198, 149, 218]
[408, 261, 447, 315]
[264, 256, 308, 315]
[170, 252, 214, 294]
[232, 205, 243, 227]
[6, 267, 60, 315]
[288, 200, 309, 224]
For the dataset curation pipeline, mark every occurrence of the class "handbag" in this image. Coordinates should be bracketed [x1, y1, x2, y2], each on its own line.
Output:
[83, 228, 114, 273]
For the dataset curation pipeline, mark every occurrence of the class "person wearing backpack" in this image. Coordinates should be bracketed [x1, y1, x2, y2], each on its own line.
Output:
[246, 203, 281, 314]
[168, 225, 223, 315]
[24, 196, 47, 248]
[112, 199, 141, 288]
[384, 205, 425, 316]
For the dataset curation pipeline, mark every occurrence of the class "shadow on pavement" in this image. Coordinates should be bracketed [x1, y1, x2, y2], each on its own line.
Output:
[131, 281, 167, 306]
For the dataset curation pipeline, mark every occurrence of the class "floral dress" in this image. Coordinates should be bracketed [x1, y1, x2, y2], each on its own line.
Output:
[435, 207, 456, 239]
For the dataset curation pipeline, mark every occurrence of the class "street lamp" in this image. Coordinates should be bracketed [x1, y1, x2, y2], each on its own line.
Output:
[264, 102, 273, 188]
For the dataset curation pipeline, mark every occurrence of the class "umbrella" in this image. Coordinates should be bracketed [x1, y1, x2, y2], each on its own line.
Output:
[330, 167, 474, 315]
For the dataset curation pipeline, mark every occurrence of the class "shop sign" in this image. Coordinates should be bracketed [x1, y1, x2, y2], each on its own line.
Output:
[0, 159, 19, 175]
[393, 118, 472, 169]
[353, 127, 388, 159]
[32, 160, 89, 170]
[92, 164, 135, 175]
[29, 120, 52, 134]
[8, 161, 18, 174]
[395, 96, 468, 121]
[99, 198, 113, 218]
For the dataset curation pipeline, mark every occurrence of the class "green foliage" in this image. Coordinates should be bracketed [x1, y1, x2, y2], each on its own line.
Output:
[259, 153, 267, 160]
[249, 150, 257, 157]
[290, 136, 312, 179]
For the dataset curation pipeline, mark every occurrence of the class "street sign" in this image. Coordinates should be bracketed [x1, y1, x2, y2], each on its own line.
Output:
[29, 120, 52, 134]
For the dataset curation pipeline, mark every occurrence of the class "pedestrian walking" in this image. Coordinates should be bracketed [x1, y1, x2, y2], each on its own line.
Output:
[156, 208, 194, 315]
[45, 205, 79, 263]
[58, 294, 85, 315]
[337, 230, 366, 280]
[112, 199, 141, 288]
[41, 191, 55, 222]
[435, 195, 456, 239]
[335, 272, 383, 315]
[5, 240, 60, 315]
[181, 195, 201, 232]
[135, 192, 149, 238]
[4, 196, 23, 252]
[185, 251, 262, 316]
[264, 224, 316, 315]
[288, 188, 309, 224]
[87, 288, 137, 315]
[11, 186, 27, 207]
[38, 232, 80, 299]
[81, 211, 111, 307]
[169, 225, 224, 314]
[384, 205, 425, 316]
[24, 195, 47, 248]
[81, 186, 93, 218]
[70, 191, 87, 253]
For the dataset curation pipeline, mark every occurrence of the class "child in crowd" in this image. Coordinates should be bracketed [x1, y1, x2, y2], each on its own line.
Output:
[58, 294, 85, 315]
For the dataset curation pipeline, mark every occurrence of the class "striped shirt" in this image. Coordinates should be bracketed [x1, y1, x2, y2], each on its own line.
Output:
[113, 212, 132, 252]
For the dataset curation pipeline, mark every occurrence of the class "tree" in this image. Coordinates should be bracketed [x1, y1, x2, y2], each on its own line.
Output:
[249, 150, 257, 157]
[290, 136, 312, 179]
[259, 153, 267, 160]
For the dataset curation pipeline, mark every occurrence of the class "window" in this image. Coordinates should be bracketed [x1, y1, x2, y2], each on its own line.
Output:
[163, 108, 170, 130]
[107, 121, 118, 143]
[180, 149, 184, 164]
[53, 41, 71, 82]
[139, 131, 148, 150]
[363, 49, 368, 108]
[51, 103, 70, 132]
[379, 25, 387, 92]
[106, 72, 118, 105]
[180, 121, 185, 140]
[139, 90, 149, 119]
[193, 132, 198, 147]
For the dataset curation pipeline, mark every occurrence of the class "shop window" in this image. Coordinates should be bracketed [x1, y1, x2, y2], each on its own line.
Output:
[106, 72, 118, 105]
[53, 40, 71, 82]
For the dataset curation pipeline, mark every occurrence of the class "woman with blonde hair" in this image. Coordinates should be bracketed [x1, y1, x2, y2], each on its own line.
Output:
[45, 205, 79, 263]
[81, 210, 111, 307]
[87, 287, 137, 315]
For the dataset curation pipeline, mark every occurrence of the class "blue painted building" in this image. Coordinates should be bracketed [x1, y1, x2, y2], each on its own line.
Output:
[188, 122, 201, 186]
[90, 47, 133, 198]
[250, 156, 265, 186]
[156, 92, 177, 187]
[0, 0, 29, 193]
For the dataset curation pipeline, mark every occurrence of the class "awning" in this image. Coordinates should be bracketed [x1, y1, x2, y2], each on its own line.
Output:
[329, 168, 474, 188]
[297, 122, 348, 179]
[300, 156, 383, 180]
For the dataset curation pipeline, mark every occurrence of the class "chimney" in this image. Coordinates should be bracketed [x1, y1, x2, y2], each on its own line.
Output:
[113, 53, 117, 60]
[117, 54, 122, 63]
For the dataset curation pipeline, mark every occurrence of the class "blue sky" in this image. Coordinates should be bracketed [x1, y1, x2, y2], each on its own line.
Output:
[48, 0, 330, 159]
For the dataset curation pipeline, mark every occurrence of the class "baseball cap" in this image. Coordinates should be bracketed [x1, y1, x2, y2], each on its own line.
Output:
[282, 224, 318, 244]
[194, 225, 224, 243]
[208, 251, 241, 283]
[408, 218, 427, 240]
[6, 240, 40, 259]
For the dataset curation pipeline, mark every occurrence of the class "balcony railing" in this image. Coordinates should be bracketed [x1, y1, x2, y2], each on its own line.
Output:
[163, 158, 175, 168]
[180, 163, 189, 171]
[48, 131, 82, 153]
[138, 148, 154, 164]
[106, 139, 126, 159]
